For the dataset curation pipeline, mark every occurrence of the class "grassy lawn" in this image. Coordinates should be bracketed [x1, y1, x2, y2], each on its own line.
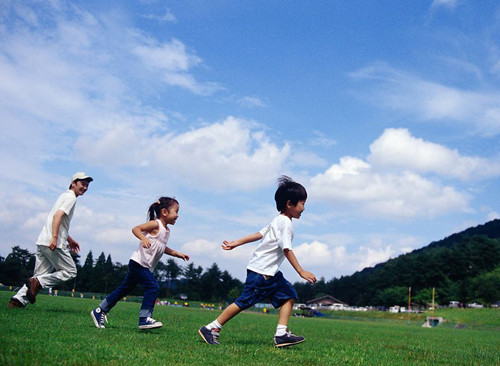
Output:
[1, 291, 499, 365]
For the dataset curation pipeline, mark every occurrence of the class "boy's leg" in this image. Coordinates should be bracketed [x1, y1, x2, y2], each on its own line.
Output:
[199, 303, 243, 345]
[277, 298, 294, 327]
[274, 299, 305, 348]
[199, 270, 267, 345]
[216, 303, 243, 326]
[271, 273, 305, 348]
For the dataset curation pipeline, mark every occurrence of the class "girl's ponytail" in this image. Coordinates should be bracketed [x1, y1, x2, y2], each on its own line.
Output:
[147, 197, 179, 221]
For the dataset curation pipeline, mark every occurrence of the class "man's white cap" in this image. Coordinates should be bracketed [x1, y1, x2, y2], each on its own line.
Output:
[71, 172, 93, 183]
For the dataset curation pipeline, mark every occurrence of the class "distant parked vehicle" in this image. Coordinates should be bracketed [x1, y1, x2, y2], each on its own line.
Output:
[328, 303, 347, 311]
[389, 306, 400, 313]
[293, 303, 306, 310]
[449, 301, 460, 308]
[467, 302, 483, 308]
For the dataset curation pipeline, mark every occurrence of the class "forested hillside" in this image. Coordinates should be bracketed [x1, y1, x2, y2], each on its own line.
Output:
[294, 220, 500, 307]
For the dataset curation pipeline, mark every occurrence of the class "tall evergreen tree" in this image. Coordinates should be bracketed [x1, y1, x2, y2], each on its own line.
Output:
[90, 252, 107, 292]
[200, 263, 222, 301]
[0, 246, 34, 286]
[78, 251, 94, 292]
[180, 262, 203, 300]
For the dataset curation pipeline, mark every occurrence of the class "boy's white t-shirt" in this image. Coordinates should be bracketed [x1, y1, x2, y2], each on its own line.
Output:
[130, 219, 170, 272]
[36, 190, 77, 249]
[246, 214, 294, 276]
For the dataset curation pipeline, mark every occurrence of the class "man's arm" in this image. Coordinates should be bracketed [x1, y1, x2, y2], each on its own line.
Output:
[49, 210, 66, 251]
[283, 248, 317, 283]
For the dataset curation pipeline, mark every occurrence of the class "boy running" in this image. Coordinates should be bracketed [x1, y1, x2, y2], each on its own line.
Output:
[198, 176, 316, 348]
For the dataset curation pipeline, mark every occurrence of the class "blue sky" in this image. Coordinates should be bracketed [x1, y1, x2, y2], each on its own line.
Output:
[1, 0, 500, 282]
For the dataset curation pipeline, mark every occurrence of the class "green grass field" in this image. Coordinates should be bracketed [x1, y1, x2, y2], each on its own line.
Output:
[1, 291, 499, 365]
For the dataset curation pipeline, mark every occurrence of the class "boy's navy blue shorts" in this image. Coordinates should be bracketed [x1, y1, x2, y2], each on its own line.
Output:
[234, 270, 298, 310]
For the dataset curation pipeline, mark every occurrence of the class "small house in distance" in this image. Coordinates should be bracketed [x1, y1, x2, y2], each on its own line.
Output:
[307, 295, 348, 309]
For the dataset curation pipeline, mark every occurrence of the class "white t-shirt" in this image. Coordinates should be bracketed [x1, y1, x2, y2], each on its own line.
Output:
[246, 214, 294, 276]
[130, 219, 170, 272]
[36, 190, 77, 249]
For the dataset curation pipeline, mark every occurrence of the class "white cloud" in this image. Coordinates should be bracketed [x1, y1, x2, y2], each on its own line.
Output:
[351, 63, 500, 135]
[142, 8, 177, 23]
[294, 241, 335, 266]
[133, 38, 222, 95]
[290, 150, 327, 168]
[134, 38, 199, 72]
[289, 235, 421, 279]
[487, 211, 500, 221]
[310, 131, 472, 219]
[181, 239, 220, 256]
[357, 244, 395, 270]
[492, 61, 500, 75]
[179, 238, 255, 274]
[368, 128, 500, 180]
[74, 121, 158, 168]
[431, 0, 457, 9]
[237, 96, 267, 108]
[309, 131, 337, 147]
[153, 117, 290, 191]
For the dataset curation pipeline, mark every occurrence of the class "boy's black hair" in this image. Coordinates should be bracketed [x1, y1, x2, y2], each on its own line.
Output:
[274, 175, 307, 212]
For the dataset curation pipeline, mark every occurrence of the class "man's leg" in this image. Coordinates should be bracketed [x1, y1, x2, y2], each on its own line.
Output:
[11, 245, 54, 306]
[36, 246, 77, 288]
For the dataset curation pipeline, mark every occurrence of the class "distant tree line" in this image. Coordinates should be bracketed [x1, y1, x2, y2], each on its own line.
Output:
[0, 247, 243, 303]
[2, 220, 500, 306]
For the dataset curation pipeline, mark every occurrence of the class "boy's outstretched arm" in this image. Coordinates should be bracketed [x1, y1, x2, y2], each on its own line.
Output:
[222, 232, 263, 251]
[284, 248, 317, 283]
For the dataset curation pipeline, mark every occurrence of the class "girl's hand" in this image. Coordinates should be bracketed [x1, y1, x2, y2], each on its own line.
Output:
[178, 253, 190, 261]
[221, 240, 238, 250]
[141, 238, 151, 248]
